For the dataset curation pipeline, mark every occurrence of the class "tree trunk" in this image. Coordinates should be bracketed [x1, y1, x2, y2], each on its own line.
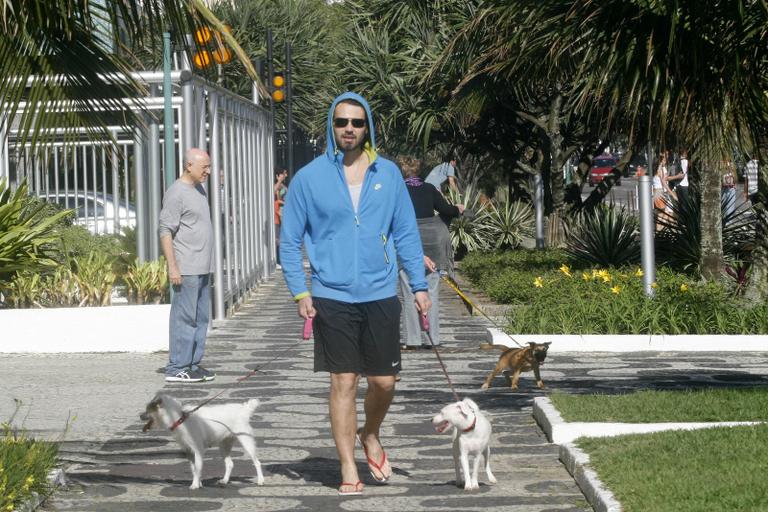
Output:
[699, 160, 724, 279]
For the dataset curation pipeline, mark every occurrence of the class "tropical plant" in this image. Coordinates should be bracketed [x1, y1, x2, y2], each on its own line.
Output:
[446, 181, 493, 256]
[124, 258, 169, 305]
[656, 193, 756, 272]
[73, 253, 116, 307]
[564, 204, 640, 267]
[0, 179, 72, 284]
[485, 188, 534, 250]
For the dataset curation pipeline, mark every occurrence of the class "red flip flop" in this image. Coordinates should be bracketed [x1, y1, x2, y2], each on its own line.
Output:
[356, 428, 391, 483]
[338, 480, 363, 496]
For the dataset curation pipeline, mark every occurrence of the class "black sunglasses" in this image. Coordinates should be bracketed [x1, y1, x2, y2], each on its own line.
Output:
[333, 117, 366, 129]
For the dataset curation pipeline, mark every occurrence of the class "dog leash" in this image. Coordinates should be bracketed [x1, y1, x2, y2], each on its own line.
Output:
[440, 275, 524, 348]
[420, 314, 461, 402]
[169, 317, 314, 431]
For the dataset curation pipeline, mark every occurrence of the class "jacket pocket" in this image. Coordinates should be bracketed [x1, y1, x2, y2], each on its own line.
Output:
[358, 234, 394, 288]
[313, 238, 353, 287]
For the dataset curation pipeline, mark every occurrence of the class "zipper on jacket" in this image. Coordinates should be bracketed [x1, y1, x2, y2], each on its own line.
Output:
[381, 234, 390, 264]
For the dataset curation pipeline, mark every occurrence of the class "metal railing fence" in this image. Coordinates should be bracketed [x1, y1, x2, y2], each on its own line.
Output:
[0, 65, 276, 319]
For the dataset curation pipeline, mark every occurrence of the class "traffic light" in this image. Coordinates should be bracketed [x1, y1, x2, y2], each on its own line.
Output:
[192, 26, 232, 69]
[272, 73, 285, 103]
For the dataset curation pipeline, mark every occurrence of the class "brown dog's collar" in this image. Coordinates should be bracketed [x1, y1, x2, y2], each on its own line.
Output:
[462, 416, 477, 433]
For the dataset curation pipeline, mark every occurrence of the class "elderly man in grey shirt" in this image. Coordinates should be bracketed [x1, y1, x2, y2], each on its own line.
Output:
[159, 148, 215, 383]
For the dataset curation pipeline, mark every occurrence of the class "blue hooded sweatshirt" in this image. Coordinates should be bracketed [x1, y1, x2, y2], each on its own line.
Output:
[279, 92, 428, 303]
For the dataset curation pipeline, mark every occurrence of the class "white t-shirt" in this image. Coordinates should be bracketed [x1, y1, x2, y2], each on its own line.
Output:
[349, 183, 363, 213]
[679, 158, 689, 187]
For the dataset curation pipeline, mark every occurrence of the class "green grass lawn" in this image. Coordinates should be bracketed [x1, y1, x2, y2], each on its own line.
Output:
[552, 388, 768, 511]
[578, 425, 768, 512]
[550, 388, 768, 422]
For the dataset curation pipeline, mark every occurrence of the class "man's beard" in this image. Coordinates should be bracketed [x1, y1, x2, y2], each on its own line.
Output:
[336, 135, 364, 152]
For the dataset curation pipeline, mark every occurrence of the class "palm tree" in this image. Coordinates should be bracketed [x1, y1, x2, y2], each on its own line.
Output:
[436, 0, 768, 282]
[1, 0, 259, 150]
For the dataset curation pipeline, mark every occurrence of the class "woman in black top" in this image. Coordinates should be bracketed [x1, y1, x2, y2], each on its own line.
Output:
[398, 155, 464, 350]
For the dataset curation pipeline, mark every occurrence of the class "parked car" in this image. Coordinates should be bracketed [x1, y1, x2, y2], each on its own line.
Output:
[38, 191, 136, 235]
[589, 156, 621, 186]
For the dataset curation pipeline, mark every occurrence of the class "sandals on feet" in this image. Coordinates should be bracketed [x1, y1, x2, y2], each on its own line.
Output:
[356, 428, 391, 483]
[338, 480, 363, 496]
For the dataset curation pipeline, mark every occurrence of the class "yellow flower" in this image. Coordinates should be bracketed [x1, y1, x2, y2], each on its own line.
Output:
[601, 273, 612, 283]
[611, 285, 621, 294]
[651, 282, 658, 288]
[635, 268, 644, 277]
[22, 475, 35, 491]
[582, 272, 591, 281]
[559, 264, 572, 277]
[680, 283, 689, 292]
[534, 276, 544, 288]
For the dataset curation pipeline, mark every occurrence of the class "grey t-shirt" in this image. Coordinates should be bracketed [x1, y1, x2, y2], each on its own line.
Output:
[425, 162, 455, 189]
[158, 179, 213, 275]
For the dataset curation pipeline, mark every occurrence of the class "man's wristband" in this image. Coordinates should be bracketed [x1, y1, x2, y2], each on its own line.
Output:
[293, 291, 311, 302]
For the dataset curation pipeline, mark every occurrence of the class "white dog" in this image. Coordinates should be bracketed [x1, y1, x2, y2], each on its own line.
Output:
[140, 393, 265, 489]
[432, 397, 497, 490]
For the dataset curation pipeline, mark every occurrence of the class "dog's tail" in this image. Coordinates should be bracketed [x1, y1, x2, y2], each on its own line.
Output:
[244, 398, 260, 414]
[479, 342, 508, 352]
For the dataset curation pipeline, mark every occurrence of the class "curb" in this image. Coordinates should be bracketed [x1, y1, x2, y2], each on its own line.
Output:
[14, 469, 66, 512]
[533, 397, 622, 511]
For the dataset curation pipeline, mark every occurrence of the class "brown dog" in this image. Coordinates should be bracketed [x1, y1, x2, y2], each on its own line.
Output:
[480, 342, 551, 390]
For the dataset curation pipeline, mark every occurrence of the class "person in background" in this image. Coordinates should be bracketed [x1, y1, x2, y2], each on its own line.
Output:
[274, 168, 289, 266]
[667, 149, 690, 204]
[745, 156, 760, 205]
[397, 155, 464, 350]
[722, 161, 737, 220]
[159, 148, 216, 383]
[424, 151, 459, 193]
[279, 92, 431, 496]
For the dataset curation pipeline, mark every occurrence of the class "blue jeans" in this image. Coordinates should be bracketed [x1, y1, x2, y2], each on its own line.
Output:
[722, 187, 736, 219]
[166, 275, 210, 376]
[399, 270, 441, 346]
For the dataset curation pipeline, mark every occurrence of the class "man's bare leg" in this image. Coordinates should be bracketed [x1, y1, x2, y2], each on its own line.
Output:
[330, 372, 361, 491]
[359, 374, 396, 480]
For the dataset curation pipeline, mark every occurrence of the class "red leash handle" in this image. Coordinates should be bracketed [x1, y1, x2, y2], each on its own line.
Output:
[420, 314, 430, 332]
[303, 317, 313, 340]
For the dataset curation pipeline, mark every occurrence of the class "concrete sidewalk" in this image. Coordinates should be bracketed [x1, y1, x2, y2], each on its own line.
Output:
[3, 274, 767, 511]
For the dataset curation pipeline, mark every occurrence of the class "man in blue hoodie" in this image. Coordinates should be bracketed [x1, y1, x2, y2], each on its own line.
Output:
[280, 93, 431, 495]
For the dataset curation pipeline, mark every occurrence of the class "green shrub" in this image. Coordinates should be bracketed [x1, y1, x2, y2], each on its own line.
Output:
[124, 257, 169, 305]
[447, 181, 494, 255]
[0, 179, 72, 284]
[460, 249, 768, 334]
[0, 421, 59, 512]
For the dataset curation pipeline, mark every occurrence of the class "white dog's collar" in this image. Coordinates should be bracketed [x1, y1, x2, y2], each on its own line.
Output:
[462, 415, 477, 433]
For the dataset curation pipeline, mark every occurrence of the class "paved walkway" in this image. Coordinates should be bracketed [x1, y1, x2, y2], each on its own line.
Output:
[3, 273, 767, 511]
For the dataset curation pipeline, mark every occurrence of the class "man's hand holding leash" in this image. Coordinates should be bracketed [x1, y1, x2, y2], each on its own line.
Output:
[414, 290, 431, 315]
[297, 295, 316, 320]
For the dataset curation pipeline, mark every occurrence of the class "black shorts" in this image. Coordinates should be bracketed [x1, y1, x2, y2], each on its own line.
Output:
[312, 296, 401, 375]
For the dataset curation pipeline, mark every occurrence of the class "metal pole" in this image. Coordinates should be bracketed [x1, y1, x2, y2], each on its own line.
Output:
[286, 42, 294, 177]
[148, 84, 162, 260]
[252, 57, 261, 106]
[134, 124, 147, 262]
[266, 29, 275, 171]
[163, 32, 176, 189]
[534, 173, 545, 249]
[181, 35, 195, 157]
[638, 175, 656, 297]
[209, 91, 225, 320]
